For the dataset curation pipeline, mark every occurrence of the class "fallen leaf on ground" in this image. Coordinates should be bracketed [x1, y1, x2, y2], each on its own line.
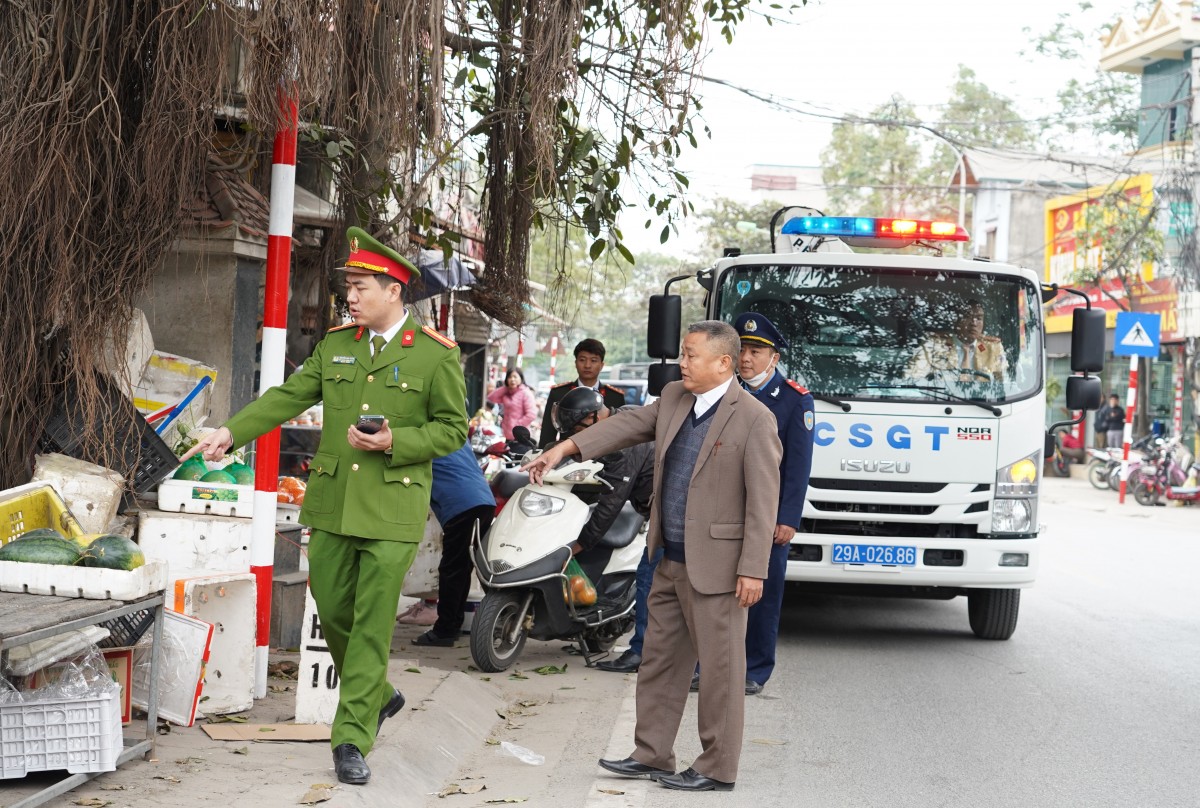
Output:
[485, 737, 500, 745]
[232, 747, 249, 755]
[508, 672, 528, 680]
[750, 738, 787, 746]
[207, 715, 248, 724]
[405, 667, 421, 673]
[532, 664, 566, 675]
[259, 727, 276, 732]
[483, 799, 527, 804]
[99, 785, 127, 791]
[558, 686, 575, 690]
[298, 786, 332, 804]
[72, 799, 111, 807]
[269, 660, 300, 680]
[437, 782, 487, 797]
[495, 708, 507, 720]
[153, 775, 181, 784]
[268, 685, 291, 694]
[597, 788, 625, 795]
[517, 700, 541, 708]
[175, 757, 205, 764]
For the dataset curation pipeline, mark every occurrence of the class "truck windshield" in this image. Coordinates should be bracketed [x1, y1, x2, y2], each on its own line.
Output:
[715, 263, 1043, 404]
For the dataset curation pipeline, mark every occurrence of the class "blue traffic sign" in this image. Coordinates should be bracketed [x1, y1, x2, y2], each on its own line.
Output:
[1112, 311, 1161, 358]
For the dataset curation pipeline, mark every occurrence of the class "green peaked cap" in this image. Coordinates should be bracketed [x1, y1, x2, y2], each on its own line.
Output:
[339, 225, 420, 283]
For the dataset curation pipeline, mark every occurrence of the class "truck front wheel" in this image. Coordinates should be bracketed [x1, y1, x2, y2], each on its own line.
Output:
[967, 588, 1019, 640]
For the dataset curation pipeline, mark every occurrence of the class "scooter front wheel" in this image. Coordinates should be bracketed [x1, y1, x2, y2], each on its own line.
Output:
[1087, 461, 1110, 490]
[470, 590, 530, 672]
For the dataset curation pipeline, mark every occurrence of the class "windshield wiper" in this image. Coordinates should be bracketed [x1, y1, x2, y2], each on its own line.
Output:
[860, 384, 1001, 416]
[812, 392, 851, 412]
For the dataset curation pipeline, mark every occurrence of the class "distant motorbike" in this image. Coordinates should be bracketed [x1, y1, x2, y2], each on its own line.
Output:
[1133, 445, 1200, 506]
[469, 447, 645, 672]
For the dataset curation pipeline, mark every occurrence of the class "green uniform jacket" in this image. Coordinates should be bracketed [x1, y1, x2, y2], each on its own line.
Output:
[224, 315, 468, 542]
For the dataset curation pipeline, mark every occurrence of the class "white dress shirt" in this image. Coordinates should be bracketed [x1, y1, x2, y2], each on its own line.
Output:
[692, 376, 733, 418]
[368, 309, 409, 350]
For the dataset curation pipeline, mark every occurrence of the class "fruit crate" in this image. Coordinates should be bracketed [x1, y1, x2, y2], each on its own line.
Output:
[0, 689, 122, 779]
[39, 374, 179, 493]
[156, 478, 254, 518]
[0, 482, 86, 546]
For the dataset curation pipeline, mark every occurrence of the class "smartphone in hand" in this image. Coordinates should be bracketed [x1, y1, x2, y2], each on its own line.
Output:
[356, 415, 386, 434]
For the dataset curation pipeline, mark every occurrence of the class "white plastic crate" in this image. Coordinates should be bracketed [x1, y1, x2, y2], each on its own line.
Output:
[0, 689, 121, 779]
[172, 573, 256, 715]
[0, 559, 167, 601]
[157, 479, 254, 518]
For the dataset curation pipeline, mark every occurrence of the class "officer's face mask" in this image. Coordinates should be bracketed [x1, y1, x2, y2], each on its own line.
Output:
[744, 359, 776, 389]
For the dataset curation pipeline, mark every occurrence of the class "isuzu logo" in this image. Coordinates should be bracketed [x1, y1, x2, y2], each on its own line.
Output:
[840, 459, 912, 473]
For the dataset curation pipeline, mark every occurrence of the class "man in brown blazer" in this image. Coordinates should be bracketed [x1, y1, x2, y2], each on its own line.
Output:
[525, 321, 782, 792]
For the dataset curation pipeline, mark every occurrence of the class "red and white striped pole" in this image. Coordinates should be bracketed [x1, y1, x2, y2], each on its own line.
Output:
[1118, 355, 1139, 505]
[1172, 347, 1184, 437]
[251, 89, 298, 697]
[548, 336, 559, 384]
[515, 336, 525, 369]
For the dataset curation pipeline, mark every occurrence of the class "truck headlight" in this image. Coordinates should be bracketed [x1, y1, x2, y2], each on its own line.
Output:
[519, 490, 564, 517]
[992, 498, 1033, 533]
[996, 451, 1040, 497]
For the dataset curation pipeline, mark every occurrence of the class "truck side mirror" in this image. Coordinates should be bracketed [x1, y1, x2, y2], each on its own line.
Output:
[1070, 308, 1106, 373]
[647, 294, 681, 359]
[648, 361, 682, 396]
[1065, 375, 1102, 411]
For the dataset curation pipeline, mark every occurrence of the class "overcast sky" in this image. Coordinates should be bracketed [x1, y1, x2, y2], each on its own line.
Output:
[622, 0, 1139, 256]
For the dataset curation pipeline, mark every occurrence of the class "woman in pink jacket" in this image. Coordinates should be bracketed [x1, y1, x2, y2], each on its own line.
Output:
[487, 368, 538, 440]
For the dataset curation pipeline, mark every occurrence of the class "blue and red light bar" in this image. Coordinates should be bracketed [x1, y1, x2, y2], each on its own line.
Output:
[780, 216, 969, 242]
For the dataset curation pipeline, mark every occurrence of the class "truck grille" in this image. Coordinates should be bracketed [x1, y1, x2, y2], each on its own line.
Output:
[810, 501, 937, 516]
[809, 477, 947, 494]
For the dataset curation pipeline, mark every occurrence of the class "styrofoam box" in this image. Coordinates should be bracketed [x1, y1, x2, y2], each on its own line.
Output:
[131, 609, 212, 727]
[0, 689, 122, 778]
[157, 478, 254, 518]
[137, 510, 250, 589]
[173, 573, 256, 715]
[0, 559, 166, 601]
[277, 504, 301, 524]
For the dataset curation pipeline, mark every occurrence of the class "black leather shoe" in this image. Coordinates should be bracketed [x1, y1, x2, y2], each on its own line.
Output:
[745, 679, 763, 696]
[598, 756, 672, 779]
[333, 743, 371, 785]
[377, 688, 405, 732]
[689, 672, 700, 692]
[597, 649, 642, 673]
[658, 767, 734, 792]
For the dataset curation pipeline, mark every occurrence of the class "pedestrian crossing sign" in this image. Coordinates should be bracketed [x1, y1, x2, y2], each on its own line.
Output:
[1113, 311, 1161, 358]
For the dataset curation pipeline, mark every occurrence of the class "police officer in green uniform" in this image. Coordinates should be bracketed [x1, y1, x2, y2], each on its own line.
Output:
[184, 226, 467, 786]
[538, 338, 626, 448]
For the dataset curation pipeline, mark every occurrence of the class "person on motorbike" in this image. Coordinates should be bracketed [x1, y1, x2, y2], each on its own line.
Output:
[551, 388, 658, 674]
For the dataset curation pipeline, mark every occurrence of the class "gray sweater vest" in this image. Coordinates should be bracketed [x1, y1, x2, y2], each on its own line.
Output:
[660, 406, 716, 563]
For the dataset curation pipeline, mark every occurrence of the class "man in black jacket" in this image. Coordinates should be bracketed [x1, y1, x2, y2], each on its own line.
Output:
[1097, 393, 1125, 449]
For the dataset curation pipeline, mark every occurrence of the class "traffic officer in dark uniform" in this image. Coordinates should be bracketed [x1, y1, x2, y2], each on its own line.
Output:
[184, 226, 468, 786]
[731, 312, 813, 694]
[538, 338, 626, 447]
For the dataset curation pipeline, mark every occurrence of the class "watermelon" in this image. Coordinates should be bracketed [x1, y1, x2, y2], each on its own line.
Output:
[199, 469, 237, 484]
[0, 528, 83, 565]
[80, 534, 144, 570]
[224, 462, 255, 485]
[173, 455, 209, 481]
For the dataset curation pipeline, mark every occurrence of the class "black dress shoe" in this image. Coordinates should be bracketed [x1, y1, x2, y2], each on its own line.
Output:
[597, 649, 642, 673]
[412, 629, 456, 647]
[658, 767, 734, 792]
[745, 679, 763, 696]
[377, 688, 405, 732]
[333, 743, 371, 785]
[689, 672, 700, 692]
[598, 756, 672, 779]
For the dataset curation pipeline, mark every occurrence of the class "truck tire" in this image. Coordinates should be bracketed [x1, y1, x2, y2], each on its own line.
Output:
[469, 590, 529, 672]
[967, 588, 1019, 640]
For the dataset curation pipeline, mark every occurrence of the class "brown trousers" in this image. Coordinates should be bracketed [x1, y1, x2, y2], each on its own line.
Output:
[631, 558, 748, 783]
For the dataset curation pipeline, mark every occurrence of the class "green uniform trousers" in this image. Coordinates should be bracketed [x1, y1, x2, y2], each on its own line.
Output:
[308, 529, 418, 755]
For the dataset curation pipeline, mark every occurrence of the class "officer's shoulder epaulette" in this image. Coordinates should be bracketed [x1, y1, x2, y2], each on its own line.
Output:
[421, 325, 457, 349]
[786, 380, 811, 396]
[601, 384, 624, 395]
[551, 381, 575, 390]
[327, 322, 357, 333]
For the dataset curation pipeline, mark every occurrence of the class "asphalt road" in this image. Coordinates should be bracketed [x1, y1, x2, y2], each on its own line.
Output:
[439, 475, 1200, 808]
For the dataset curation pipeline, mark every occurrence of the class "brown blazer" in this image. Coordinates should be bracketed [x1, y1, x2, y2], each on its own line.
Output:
[571, 379, 782, 594]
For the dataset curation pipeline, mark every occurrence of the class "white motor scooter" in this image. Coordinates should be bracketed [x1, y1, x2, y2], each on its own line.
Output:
[470, 453, 646, 672]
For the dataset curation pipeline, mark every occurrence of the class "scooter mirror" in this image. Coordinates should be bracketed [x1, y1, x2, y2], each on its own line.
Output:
[512, 425, 533, 445]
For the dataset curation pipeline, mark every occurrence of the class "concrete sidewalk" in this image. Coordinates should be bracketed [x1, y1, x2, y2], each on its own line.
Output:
[1042, 466, 1199, 531]
[4, 619, 605, 808]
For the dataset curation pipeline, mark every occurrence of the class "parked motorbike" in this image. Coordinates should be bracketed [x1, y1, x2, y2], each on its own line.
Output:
[469, 450, 646, 672]
[1048, 436, 1070, 478]
[1133, 447, 1200, 506]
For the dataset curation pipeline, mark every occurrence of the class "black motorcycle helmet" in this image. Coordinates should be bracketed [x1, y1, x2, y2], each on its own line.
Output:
[552, 387, 606, 435]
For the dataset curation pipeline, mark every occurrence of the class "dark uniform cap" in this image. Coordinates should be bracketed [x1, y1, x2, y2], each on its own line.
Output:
[335, 226, 420, 284]
[734, 312, 788, 351]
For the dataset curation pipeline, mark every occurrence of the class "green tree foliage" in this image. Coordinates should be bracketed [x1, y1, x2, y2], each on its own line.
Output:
[1069, 191, 1164, 307]
[1023, 1, 1148, 149]
[692, 197, 788, 258]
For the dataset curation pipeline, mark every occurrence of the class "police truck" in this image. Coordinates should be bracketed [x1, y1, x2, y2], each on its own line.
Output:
[646, 207, 1104, 639]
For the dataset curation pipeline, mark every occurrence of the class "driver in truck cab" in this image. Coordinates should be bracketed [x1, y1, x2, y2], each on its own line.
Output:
[907, 298, 1007, 383]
